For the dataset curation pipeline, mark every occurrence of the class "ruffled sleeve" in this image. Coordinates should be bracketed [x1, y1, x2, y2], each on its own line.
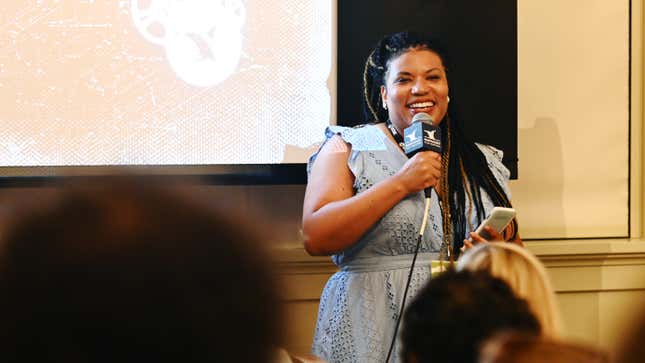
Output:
[476, 143, 512, 199]
[307, 125, 389, 190]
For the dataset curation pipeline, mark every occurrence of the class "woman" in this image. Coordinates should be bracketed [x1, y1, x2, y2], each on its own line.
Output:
[302, 31, 519, 363]
[457, 243, 563, 338]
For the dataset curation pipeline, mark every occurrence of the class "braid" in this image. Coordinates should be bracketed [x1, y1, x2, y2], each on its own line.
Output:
[362, 50, 380, 122]
[460, 158, 474, 232]
[362, 39, 390, 123]
[439, 116, 453, 262]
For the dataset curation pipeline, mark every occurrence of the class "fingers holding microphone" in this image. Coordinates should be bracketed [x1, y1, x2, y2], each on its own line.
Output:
[411, 150, 442, 189]
[395, 151, 442, 194]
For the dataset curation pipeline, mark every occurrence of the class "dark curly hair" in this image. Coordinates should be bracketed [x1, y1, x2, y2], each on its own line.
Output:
[363, 31, 517, 257]
[401, 269, 541, 363]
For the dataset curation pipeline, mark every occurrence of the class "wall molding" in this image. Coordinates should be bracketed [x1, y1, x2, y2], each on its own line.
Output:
[274, 239, 645, 294]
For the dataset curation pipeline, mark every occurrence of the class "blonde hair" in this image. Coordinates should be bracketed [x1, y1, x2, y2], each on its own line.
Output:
[457, 243, 562, 338]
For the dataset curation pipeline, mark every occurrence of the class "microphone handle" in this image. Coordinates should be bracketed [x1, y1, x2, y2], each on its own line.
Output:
[424, 187, 432, 199]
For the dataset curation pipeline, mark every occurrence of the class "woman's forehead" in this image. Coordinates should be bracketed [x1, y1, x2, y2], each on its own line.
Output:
[387, 49, 444, 72]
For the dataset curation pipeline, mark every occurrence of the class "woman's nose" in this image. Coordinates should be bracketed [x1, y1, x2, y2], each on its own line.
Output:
[411, 79, 429, 94]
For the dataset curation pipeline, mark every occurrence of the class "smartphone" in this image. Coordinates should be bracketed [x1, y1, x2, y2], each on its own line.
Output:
[474, 207, 516, 240]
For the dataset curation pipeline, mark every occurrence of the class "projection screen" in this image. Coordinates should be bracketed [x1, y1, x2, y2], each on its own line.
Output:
[0, 0, 333, 172]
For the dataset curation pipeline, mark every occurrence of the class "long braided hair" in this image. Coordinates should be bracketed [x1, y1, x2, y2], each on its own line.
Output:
[363, 31, 518, 257]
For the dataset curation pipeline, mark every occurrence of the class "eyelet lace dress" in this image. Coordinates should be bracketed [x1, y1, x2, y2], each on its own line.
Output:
[308, 124, 511, 363]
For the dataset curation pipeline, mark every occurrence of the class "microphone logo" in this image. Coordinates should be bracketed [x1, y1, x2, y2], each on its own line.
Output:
[404, 127, 423, 152]
[424, 129, 437, 141]
[422, 128, 441, 151]
[405, 131, 420, 142]
[403, 112, 441, 155]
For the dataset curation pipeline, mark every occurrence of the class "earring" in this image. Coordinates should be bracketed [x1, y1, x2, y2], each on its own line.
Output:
[383, 102, 388, 110]
[447, 96, 450, 103]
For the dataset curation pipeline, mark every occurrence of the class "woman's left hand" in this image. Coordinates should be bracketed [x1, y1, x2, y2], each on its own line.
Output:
[461, 225, 512, 253]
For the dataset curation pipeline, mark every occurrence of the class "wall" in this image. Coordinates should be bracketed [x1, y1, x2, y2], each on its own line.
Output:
[515, 0, 630, 239]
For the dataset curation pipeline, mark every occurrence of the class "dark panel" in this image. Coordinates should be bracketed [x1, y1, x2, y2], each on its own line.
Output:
[338, 0, 518, 178]
[0, 164, 307, 187]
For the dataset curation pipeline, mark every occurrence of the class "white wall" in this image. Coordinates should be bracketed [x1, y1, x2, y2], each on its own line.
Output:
[514, 0, 631, 239]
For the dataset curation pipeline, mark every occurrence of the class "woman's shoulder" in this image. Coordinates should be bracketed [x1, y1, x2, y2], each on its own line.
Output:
[325, 122, 381, 136]
[307, 123, 387, 174]
[475, 143, 504, 162]
[475, 143, 510, 182]
[324, 123, 387, 151]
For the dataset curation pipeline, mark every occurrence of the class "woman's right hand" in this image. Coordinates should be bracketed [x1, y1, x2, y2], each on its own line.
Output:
[394, 150, 442, 194]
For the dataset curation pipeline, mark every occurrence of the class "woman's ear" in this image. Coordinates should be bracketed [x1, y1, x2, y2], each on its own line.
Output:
[380, 85, 388, 110]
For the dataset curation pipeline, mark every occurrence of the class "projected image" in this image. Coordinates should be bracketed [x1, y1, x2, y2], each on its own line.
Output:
[131, 0, 245, 87]
[0, 0, 332, 167]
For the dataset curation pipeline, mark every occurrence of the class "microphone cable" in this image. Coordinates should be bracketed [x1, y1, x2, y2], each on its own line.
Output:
[384, 194, 432, 362]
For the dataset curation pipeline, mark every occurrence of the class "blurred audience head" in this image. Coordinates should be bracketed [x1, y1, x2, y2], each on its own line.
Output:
[401, 269, 540, 363]
[457, 243, 562, 337]
[615, 307, 645, 363]
[479, 332, 608, 363]
[0, 178, 282, 362]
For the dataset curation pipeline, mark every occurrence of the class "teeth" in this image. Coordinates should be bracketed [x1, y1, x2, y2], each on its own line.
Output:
[409, 101, 435, 108]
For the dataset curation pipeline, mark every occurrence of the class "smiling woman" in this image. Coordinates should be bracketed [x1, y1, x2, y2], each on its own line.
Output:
[380, 48, 450, 133]
[301, 31, 520, 363]
[337, 0, 518, 179]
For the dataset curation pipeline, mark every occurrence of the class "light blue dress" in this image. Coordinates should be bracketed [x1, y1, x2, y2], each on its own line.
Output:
[308, 124, 512, 363]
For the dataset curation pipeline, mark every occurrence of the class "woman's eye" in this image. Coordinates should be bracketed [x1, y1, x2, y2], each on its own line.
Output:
[428, 75, 441, 81]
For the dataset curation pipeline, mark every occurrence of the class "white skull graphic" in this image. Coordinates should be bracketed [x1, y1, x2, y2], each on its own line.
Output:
[131, 0, 246, 87]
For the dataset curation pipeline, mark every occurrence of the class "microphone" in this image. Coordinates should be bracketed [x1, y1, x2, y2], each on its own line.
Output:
[385, 112, 443, 363]
[403, 112, 442, 198]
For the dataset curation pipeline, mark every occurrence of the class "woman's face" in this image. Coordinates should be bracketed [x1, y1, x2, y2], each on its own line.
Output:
[380, 48, 449, 133]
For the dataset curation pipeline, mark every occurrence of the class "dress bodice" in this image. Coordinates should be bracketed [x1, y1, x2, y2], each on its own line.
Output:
[308, 124, 511, 267]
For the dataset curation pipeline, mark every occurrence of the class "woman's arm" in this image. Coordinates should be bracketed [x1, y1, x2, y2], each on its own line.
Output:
[461, 145, 523, 251]
[302, 135, 441, 256]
